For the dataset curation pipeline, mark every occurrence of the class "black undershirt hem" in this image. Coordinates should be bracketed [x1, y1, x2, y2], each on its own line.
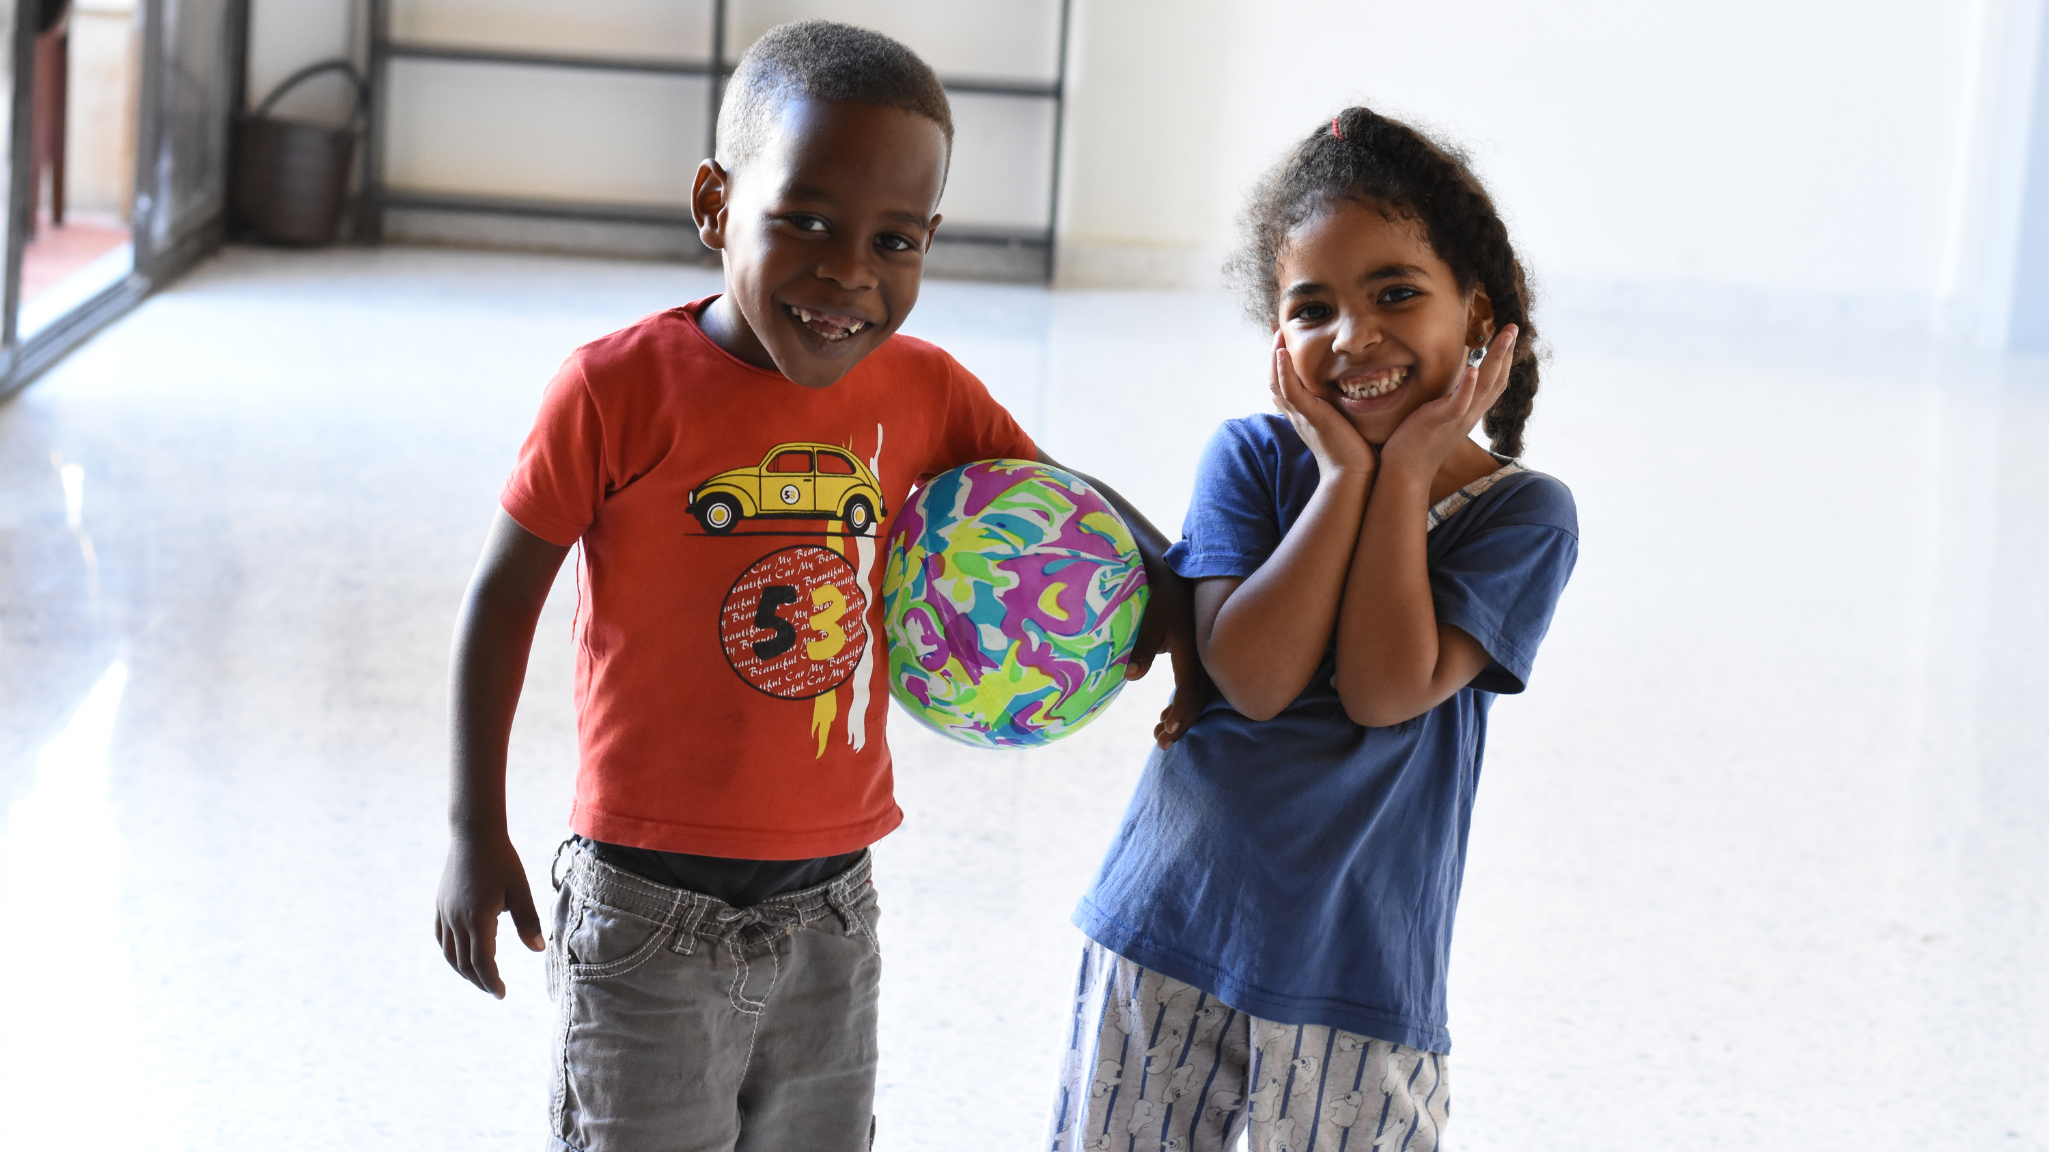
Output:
[579, 836, 864, 909]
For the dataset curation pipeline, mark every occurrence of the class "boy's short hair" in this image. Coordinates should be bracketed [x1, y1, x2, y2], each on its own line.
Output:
[715, 20, 954, 172]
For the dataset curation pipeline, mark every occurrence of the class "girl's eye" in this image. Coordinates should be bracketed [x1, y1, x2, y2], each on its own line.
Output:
[785, 215, 829, 233]
[1378, 285, 1421, 305]
[1289, 302, 1332, 323]
[875, 232, 916, 253]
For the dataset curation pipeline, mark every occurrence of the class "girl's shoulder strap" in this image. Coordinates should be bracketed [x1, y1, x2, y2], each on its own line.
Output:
[1426, 460, 1526, 532]
[1427, 462, 1578, 539]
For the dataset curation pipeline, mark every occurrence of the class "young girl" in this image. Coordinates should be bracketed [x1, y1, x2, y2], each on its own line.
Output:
[1048, 107, 1578, 1152]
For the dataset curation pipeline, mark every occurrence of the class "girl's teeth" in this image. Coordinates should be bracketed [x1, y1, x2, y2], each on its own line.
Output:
[1339, 367, 1407, 399]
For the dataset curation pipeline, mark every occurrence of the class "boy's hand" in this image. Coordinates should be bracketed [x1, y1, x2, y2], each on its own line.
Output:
[1269, 332, 1375, 481]
[1152, 624, 1209, 748]
[1128, 559, 1205, 746]
[435, 834, 545, 999]
[1380, 325, 1517, 478]
[440, 511, 568, 999]
[1126, 549, 1189, 678]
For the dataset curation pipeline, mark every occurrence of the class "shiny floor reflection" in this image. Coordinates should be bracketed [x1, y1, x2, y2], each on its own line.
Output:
[0, 246, 2043, 1150]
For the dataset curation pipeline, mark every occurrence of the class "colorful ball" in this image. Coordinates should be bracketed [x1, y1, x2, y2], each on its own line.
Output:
[881, 459, 1150, 749]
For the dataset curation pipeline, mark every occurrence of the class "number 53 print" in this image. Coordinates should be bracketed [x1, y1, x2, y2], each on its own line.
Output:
[718, 546, 870, 699]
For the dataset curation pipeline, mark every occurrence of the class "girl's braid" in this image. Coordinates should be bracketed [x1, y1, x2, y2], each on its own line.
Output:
[1228, 107, 1543, 457]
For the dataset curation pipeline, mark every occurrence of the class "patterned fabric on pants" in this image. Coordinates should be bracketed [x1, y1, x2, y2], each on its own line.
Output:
[1049, 941, 1449, 1152]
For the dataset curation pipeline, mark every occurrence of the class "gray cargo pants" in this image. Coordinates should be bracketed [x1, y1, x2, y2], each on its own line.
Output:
[547, 839, 881, 1152]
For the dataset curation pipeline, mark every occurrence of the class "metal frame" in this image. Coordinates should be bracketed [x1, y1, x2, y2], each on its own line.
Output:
[3, 0, 40, 360]
[132, 0, 250, 283]
[359, 0, 1071, 278]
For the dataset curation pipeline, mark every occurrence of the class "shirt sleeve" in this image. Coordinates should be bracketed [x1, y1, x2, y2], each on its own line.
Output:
[924, 354, 1036, 482]
[1165, 420, 1281, 580]
[499, 354, 609, 547]
[1429, 487, 1579, 694]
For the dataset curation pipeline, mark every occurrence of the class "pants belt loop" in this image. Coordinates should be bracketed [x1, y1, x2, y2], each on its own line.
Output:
[550, 838, 575, 892]
[824, 878, 859, 936]
[669, 893, 707, 954]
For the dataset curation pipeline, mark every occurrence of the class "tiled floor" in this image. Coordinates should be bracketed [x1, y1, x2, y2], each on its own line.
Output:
[18, 212, 134, 339]
[20, 212, 130, 299]
[0, 246, 2043, 1150]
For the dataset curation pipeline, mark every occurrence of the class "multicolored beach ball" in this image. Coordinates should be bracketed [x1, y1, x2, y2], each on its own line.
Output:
[881, 459, 1150, 749]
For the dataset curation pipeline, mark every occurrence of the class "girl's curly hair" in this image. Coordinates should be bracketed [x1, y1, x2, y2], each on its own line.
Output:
[1224, 107, 1542, 457]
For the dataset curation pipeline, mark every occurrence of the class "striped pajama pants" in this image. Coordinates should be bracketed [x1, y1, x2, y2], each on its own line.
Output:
[1048, 941, 1449, 1152]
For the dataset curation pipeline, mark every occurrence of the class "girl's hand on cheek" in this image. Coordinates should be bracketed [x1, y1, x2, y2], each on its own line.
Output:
[1268, 333, 1375, 482]
[1380, 325, 1517, 477]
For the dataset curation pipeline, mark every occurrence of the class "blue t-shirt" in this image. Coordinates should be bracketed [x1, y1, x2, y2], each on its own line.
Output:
[1073, 414, 1579, 1052]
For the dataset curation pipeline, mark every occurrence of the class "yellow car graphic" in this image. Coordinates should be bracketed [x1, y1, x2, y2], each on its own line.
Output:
[688, 443, 886, 536]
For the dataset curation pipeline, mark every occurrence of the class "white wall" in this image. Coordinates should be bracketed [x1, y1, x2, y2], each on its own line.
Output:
[246, 0, 357, 122]
[2006, 2, 2049, 349]
[245, 0, 2046, 339]
[1055, 0, 2037, 339]
[67, 0, 141, 219]
[1050, 0, 1235, 287]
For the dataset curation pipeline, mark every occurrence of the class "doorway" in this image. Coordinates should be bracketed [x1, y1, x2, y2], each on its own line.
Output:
[19, 0, 138, 340]
[0, 0, 247, 399]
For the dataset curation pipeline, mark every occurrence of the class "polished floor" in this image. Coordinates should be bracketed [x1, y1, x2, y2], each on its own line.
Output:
[0, 246, 2043, 1150]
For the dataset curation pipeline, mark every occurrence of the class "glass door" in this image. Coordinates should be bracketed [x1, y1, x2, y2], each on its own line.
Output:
[17, 0, 138, 340]
[0, 0, 245, 396]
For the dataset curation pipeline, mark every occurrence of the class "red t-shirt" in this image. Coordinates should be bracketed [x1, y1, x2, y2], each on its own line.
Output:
[501, 299, 1036, 858]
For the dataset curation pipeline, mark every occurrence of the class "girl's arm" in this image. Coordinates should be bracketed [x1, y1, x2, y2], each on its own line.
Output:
[1333, 327, 1516, 727]
[1200, 339, 1377, 722]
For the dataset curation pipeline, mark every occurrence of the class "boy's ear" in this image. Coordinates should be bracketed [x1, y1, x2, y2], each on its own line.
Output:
[922, 213, 943, 253]
[692, 159, 731, 251]
[1465, 285, 1496, 347]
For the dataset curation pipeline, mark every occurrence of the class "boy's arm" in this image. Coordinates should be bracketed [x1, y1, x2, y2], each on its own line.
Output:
[436, 509, 571, 998]
[1332, 327, 1516, 727]
[1034, 449, 1207, 747]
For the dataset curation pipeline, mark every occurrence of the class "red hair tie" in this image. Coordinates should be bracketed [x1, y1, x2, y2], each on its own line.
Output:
[1331, 116, 1344, 140]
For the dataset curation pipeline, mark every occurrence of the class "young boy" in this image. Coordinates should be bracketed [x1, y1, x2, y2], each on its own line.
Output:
[432, 21, 1197, 1152]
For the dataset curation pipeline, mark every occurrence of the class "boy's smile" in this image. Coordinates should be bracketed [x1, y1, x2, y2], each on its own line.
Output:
[692, 99, 950, 388]
[1274, 200, 1492, 444]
